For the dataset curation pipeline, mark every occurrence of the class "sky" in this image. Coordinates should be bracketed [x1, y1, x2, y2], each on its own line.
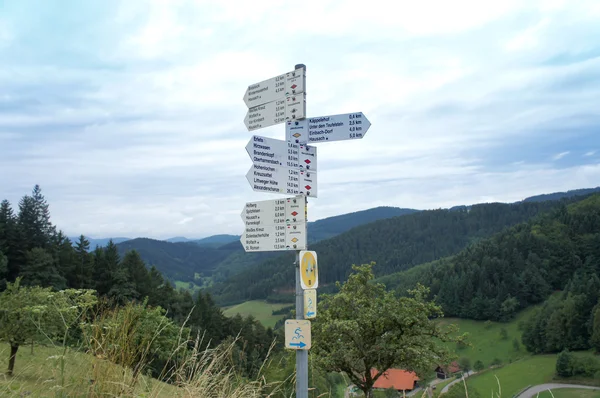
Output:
[1, 0, 599, 240]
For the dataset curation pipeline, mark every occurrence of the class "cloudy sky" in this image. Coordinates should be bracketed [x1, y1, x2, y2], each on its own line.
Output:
[1, 0, 599, 239]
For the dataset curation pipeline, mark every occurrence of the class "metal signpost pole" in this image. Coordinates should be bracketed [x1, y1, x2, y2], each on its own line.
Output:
[294, 63, 308, 398]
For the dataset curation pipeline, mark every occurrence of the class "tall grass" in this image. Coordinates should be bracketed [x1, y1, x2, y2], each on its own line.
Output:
[1, 300, 288, 397]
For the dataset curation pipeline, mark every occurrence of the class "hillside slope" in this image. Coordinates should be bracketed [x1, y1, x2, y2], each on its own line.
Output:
[116, 206, 417, 283]
[116, 238, 239, 281]
[209, 198, 572, 305]
[378, 193, 600, 322]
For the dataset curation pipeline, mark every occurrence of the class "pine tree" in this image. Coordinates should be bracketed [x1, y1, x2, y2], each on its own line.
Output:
[0, 250, 7, 291]
[107, 266, 138, 305]
[92, 246, 109, 295]
[31, 185, 56, 241]
[18, 186, 55, 251]
[121, 250, 151, 300]
[20, 248, 67, 290]
[74, 235, 93, 289]
[52, 232, 76, 287]
[0, 200, 23, 280]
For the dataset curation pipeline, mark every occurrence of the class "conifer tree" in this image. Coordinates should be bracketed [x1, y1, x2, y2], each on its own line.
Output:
[0, 200, 22, 280]
[74, 235, 93, 288]
[20, 248, 66, 290]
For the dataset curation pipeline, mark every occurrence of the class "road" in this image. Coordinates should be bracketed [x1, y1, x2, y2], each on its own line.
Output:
[517, 383, 600, 398]
[440, 371, 476, 394]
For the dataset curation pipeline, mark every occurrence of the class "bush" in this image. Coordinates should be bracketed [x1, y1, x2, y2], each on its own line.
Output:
[491, 358, 502, 366]
[474, 360, 485, 372]
[513, 337, 520, 351]
[499, 328, 508, 340]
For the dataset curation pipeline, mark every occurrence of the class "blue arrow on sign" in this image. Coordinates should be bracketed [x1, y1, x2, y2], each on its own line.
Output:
[306, 311, 315, 317]
[290, 341, 306, 348]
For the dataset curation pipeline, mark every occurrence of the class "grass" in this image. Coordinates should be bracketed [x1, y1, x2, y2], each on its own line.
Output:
[464, 355, 557, 397]
[459, 351, 599, 398]
[0, 342, 178, 397]
[174, 280, 202, 294]
[437, 306, 538, 367]
[223, 300, 293, 328]
[537, 389, 600, 398]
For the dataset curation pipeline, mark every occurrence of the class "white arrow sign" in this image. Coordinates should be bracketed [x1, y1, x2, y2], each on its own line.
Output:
[244, 93, 306, 131]
[286, 112, 371, 144]
[246, 164, 318, 197]
[243, 68, 306, 108]
[246, 135, 318, 171]
[240, 197, 307, 252]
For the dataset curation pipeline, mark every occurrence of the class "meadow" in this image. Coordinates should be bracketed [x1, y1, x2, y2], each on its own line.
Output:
[223, 300, 292, 328]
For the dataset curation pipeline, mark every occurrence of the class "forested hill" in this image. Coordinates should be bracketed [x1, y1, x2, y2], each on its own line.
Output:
[522, 186, 600, 203]
[114, 206, 418, 283]
[378, 193, 600, 323]
[209, 198, 574, 306]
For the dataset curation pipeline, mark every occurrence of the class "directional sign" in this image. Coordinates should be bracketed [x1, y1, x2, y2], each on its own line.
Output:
[300, 250, 318, 290]
[246, 135, 318, 196]
[304, 289, 317, 319]
[240, 196, 307, 252]
[287, 112, 371, 143]
[246, 135, 299, 169]
[243, 68, 306, 108]
[244, 93, 306, 131]
[308, 112, 370, 142]
[246, 165, 318, 197]
[285, 319, 311, 350]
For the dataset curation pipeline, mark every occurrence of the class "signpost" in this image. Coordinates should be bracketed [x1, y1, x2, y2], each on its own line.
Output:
[240, 63, 371, 398]
[285, 319, 312, 350]
[244, 93, 306, 131]
[286, 112, 371, 144]
[245, 135, 318, 197]
[243, 67, 306, 108]
[240, 197, 307, 252]
[303, 289, 317, 319]
[299, 250, 318, 290]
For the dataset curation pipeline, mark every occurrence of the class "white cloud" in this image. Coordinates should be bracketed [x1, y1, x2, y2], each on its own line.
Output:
[584, 151, 596, 157]
[1, 0, 600, 238]
[552, 151, 570, 160]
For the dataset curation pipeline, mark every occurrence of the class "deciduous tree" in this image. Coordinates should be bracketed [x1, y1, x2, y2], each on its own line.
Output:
[312, 262, 459, 398]
[0, 278, 96, 375]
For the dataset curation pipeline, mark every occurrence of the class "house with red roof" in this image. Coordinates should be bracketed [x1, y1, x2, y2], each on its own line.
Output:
[435, 361, 461, 379]
[370, 368, 420, 392]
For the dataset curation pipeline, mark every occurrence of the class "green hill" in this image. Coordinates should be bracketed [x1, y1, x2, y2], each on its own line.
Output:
[209, 198, 575, 305]
[380, 193, 600, 323]
[116, 206, 417, 284]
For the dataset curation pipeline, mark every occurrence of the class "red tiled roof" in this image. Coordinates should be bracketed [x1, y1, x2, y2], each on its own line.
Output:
[371, 368, 419, 391]
[448, 361, 460, 374]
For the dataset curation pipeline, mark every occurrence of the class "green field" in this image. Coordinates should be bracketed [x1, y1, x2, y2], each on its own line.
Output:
[0, 342, 176, 397]
[463, 355, 557, 397]
[223, 300, 293, 328]
[174, 279, 203, 294]
[438, 306, 537, 367]
[537, 389, 600, 398]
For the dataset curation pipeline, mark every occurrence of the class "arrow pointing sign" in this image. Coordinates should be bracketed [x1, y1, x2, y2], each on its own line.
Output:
[285, 319, 311, 350]
[243, 68, 306, 108]
[244, 93, 306, 131]
[304, 289, 317, 319]
[286, 112, 371, 144]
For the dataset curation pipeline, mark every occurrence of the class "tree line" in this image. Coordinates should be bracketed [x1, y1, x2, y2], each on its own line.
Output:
[0, 185, 276, 380]
[210, 198, 575, 305]
[380, 193, 600, 326]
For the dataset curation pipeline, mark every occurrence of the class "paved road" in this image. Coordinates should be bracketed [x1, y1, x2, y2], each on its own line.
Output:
[517, 383, 600, 398]
[440, 371, 476, 394]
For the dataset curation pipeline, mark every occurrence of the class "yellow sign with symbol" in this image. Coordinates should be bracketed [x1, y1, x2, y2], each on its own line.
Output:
[303, 289, 317, 319]
[299, 250, 318, 290]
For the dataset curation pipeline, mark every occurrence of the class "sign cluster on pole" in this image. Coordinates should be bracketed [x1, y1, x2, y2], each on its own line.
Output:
[240, 64, 371, 398]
